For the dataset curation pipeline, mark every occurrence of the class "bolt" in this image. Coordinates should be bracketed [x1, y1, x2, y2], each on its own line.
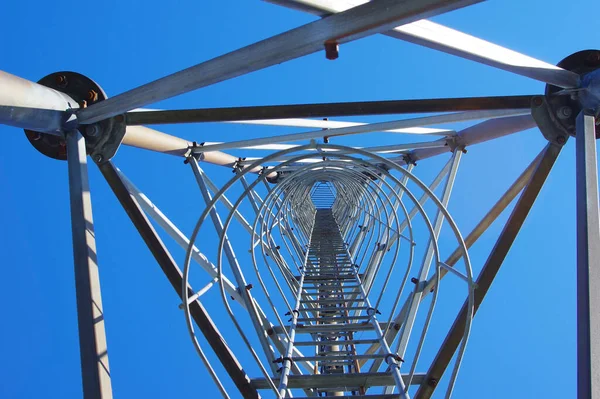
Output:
[587, 51, 600, 65]
[93, 154, 104, 163]
[428, 378, 438, 388]
[85, 125, 99, 137]
[114, 114, 125, 123]
[27, 131, 42, 141]
[411, 277, 419, 285]
[56, 75, 68, 88]
[87, 89, 99, 102]
[532, 97, 543, 107]
[556, 135, 567, 145]
[267, 328, 274, 336]
[462, 148, 468, 154]
[325, 41, 339, 60]
[557, 106, 573, 120]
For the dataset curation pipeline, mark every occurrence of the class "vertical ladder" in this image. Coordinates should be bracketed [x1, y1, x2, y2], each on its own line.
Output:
[276, 209, 408, 398]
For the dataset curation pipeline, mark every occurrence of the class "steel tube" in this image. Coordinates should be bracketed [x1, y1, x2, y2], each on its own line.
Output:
[575, 111, 600, 399]
[77, 0, 480, 123]
[124, 95, 533, 126]
[197, 109, 528, 153]
[393, 150, 462, 367]
[268, 0, 580, 88]
[66, 130, 112, 399]
[122, 125, 275, 177]
[224, 119, 450, 135]
[0, 70, 78, 133]
[0, 71, 260, 174]
[391, 114, 537, 165]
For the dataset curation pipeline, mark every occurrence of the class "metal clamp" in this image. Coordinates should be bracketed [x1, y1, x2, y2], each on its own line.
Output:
[384, 353, 404, 365]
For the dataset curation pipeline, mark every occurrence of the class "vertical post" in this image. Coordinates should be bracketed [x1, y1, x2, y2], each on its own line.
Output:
[394, 150, 462, 361]
[576, 110, 600, 399]
[66, 130, 112, 399]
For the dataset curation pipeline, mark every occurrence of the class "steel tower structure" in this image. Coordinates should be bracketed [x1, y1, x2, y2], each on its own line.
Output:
[1, 1, 599, 398]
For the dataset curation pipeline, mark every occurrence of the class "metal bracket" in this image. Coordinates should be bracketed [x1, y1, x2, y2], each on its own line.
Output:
[531, 96, 569, 146]
[184, 141, 204, 161]
[232, 157, 246, 173]
[445, 136, 466, 153]
[402, 152, 417, 166]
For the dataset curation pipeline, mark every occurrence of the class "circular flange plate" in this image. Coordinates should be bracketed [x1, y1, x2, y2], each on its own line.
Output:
[545, 49, 600, 138]
[24, 71, 107, 160]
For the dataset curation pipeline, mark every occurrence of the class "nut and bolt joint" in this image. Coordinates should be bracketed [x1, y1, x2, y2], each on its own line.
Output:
[85, 125, 100, 137]
[556, 106, 573, 120]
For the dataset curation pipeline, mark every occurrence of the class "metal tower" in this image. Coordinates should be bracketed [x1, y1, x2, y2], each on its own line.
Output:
[1, 1, 599, 398]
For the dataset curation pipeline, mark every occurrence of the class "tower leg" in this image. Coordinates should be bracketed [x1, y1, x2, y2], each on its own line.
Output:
[66, 130, 112, 399]
[576, 111, 600, 399]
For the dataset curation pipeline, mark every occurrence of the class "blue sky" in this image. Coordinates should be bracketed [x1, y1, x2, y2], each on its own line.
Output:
[1, 1, 599, 398]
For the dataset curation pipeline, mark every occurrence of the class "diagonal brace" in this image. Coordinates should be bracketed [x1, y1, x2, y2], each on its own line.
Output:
[414, 142, 562, 399]
[98, 161, 259, 399]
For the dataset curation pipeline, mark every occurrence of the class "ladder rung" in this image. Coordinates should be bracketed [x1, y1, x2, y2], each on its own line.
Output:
[305, 270, 352, 273]
[296, 315, 371, 322]
[293, 395, 401, 399]
[251, 371, 426, 390]
[292, 354, 387, 361]
[301, 293, 363, 297]
[294, 338, 380, 346]
[293, 356, 354, 363]
[302, 276, 356, 281]
[301, 298, 364, 304]
[303, 285, 361, 289]
[295, 322, 380, 333]
[317, 350, 355, 354]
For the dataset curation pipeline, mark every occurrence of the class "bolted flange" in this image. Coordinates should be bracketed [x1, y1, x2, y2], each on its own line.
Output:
[543, 50, 600, 139]
[24, 71, 126, 162]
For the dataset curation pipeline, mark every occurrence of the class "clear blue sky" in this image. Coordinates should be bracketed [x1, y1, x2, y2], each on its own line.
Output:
[0, 1, 598, 398]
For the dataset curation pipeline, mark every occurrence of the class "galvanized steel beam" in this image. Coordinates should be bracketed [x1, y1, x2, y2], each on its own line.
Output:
[414, 142, 561, 399]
